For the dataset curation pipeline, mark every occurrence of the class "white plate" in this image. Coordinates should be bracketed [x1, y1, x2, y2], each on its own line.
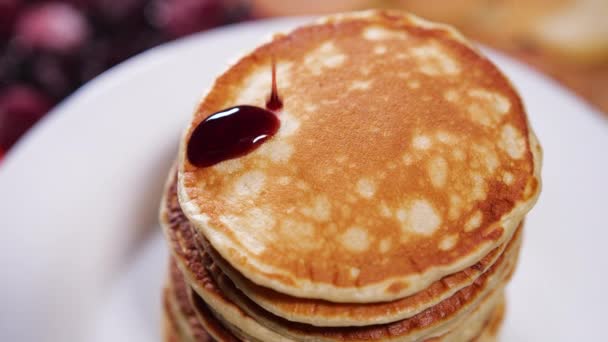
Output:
[0, 17, 607, 342]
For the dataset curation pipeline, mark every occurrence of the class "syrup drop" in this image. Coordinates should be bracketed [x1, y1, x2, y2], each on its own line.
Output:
[187, 57, 283, 168]
[186, 105, 280, 167]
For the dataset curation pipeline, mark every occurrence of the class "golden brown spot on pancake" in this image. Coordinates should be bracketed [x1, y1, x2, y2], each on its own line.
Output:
[350, 267, 361, 279]
[444, 89, 458, 102]
[277, 111, 300, 137]
[356, 178, 376, 199]
[363, 26, 408, 40]
[341, 226, 371, 252]
[397, 71, 410, 78]
[335, 155, 348, 164]
[219, 207, 276, 254]
[436, 131, 457, 144]
[466, 89, 511, 127]
[468, 89, 511, 115]
[402, 153, 415, 166]
[374, 45, 387, 54]
[467, 103, 491, 126]
[407, 80, 420, 89]
[413, 135, 432, 150]
[304, 42, 346, 75]
[398, 199, 442, 236]
[439, 234, 459, 251]
[212, 159, 243, 174]
[452, 148, 466, 161]
[387, 281, 407, 294]
[295, 180, 310, 191]
[448, 194, 463, 220]
[464, 210, 483, 232]
[280, 219, 317, 250]
[471, 173, 487, 201]
[232, 170, 265, 197]
[502, 172, 514, 185]
[277, 176, 291, 185]
[499, 124, 526, 159]
[472, 144, 500, 173]
[304, 104, 317, 112]
[324, 167, 336, 176]
[300, 195, 332, 222]
[411, 43, 461, 76]
[257, 140, 294, 163]
[428, 156, 448, 188]
[379, 202, 392, 218]
[379, 237, 392, 253]
[349, 80, 372, 91]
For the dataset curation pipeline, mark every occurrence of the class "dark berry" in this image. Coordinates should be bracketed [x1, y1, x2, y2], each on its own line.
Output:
[30, 54, 80, 99]
[150, 0, 225, 38]
[0, 0, 20, 38]
[0, 42, 28, 84]
[92, 0, 148, 26]
[14, 2, 90, 54]
[0, 84, 53, 149]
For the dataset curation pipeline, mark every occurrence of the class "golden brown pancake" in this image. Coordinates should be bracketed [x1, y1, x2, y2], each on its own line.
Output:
[167, 265, 504, 342]
[161, 169, 521, 341]
[200, 232, 518, 341]
[176, 9, 542, 302]
[169, 273, 504, 342]
[164, 163, 521, 329]
[425, 291, 504, 342]
[165, 248, 504, 342]
[201, 228, 516, 327]
[472, 296, 505, 342]
[162, 287, 185, 342]
[167, 259, 238, 342]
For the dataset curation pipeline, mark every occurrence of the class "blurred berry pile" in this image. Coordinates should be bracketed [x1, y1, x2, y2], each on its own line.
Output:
[0, 0, 249, 160]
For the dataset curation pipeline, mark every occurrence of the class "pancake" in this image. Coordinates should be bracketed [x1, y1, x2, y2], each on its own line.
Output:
[201, 227, 517, 326]
[171, 265, 506, 342]
[161, 168, 289, 341]
[200, 229, 518, 342]
[167, 259, 238, 342]
[162, 287, 185, 342]
[161, 171, 521, 341]
[425, 291, 504, 342]
[472, 297, 505, 342]
[164, 160, 523, 325]
[176, 9, 542, 303]
[164, 162, 521, 328]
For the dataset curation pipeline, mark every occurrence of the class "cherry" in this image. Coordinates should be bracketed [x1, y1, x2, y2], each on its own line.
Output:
[14, 2, 90, 54]
[0, 85, 53, 149]
[150, 0, 225, 38]
[93, 0, 148, 25]
[0, 0, 20, 38]
[30, 53, 80, 99]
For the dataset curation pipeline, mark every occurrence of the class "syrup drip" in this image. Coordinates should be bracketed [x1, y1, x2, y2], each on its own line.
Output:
[266, 56, 283, 111]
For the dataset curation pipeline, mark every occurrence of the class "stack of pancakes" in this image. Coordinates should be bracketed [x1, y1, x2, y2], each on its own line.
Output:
[159, 10, 542, 341]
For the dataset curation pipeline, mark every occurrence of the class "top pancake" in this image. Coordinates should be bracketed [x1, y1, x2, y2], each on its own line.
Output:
[177, 10, 541, 302]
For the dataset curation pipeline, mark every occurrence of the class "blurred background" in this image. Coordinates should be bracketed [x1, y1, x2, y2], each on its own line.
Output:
[0, 0, 606, 162]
